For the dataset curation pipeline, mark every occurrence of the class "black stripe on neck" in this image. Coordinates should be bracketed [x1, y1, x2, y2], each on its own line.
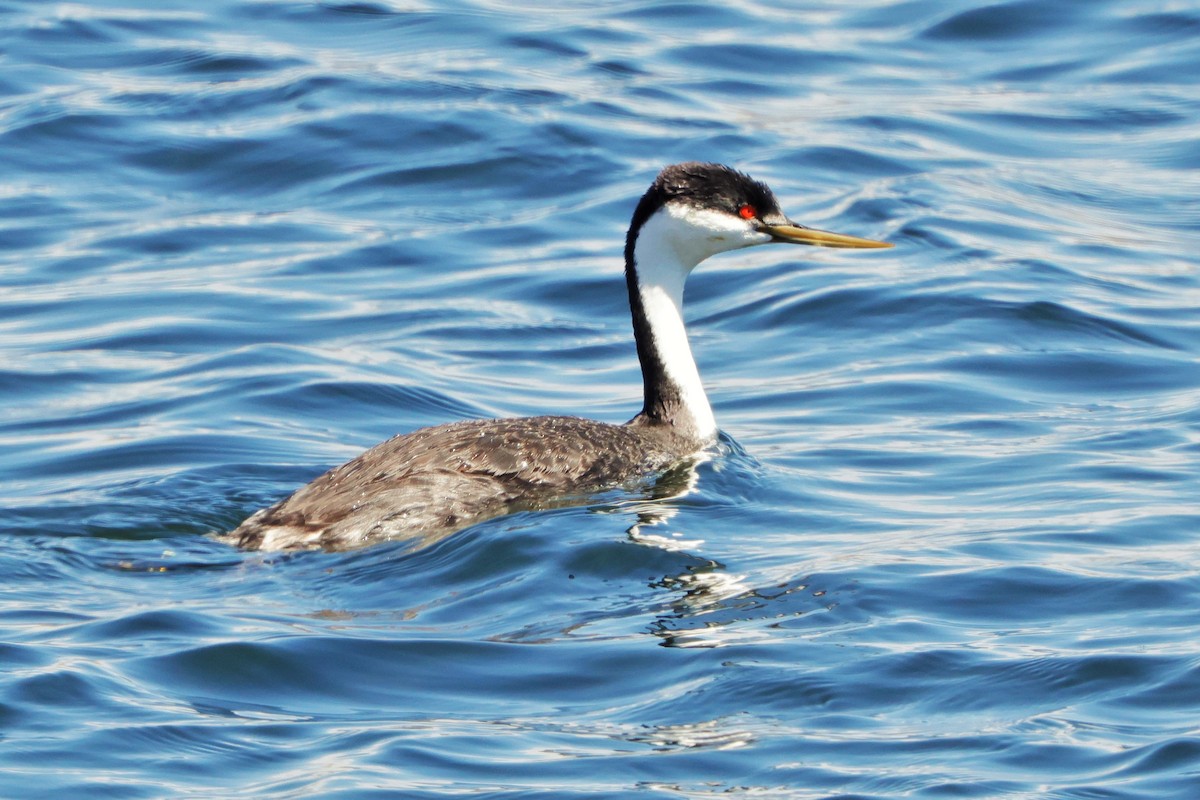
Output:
[624, 227, 681, 429]
[621, 163, 779, 435]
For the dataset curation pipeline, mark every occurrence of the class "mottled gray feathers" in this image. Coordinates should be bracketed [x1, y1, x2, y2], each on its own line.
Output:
[228, 415, 694, 550]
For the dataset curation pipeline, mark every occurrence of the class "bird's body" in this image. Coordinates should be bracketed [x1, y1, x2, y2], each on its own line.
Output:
[228, 163, 890, 551]
[232, 415, 692, 551]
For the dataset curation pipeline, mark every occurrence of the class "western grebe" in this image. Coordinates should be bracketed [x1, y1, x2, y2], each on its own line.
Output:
[228, 162, 891, 551]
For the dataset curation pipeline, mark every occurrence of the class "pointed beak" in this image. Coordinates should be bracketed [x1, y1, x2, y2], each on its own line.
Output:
[759, 222, 893, 249]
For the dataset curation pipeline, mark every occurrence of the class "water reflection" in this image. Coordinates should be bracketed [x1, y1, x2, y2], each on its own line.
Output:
[619, 457, 833, 650]
[648, 568, 828, 650]
[627, 716, 756, 752]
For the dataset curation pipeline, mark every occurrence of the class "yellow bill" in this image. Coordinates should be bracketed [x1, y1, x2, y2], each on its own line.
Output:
[762, 223, 893, 249]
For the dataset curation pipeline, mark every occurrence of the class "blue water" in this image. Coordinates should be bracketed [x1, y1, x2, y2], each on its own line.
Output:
[2, 0, 1199, 797]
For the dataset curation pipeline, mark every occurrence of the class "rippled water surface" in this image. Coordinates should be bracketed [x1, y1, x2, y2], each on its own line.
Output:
[3, 1, 1199, 797]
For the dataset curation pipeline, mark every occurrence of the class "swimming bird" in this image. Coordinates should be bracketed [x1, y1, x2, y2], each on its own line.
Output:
[228, 162, 891, 551]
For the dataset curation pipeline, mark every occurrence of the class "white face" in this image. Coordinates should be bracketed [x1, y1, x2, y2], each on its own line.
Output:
[645, 201, 774, 270]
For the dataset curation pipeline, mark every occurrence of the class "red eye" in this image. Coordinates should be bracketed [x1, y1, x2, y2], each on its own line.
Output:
[738, 204, 757, 220]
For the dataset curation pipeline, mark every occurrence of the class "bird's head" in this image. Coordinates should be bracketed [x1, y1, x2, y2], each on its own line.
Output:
[626, 162, 891, 273]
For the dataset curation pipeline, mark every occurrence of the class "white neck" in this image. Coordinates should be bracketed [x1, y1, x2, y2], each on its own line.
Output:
[630, 209, 721, 441]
